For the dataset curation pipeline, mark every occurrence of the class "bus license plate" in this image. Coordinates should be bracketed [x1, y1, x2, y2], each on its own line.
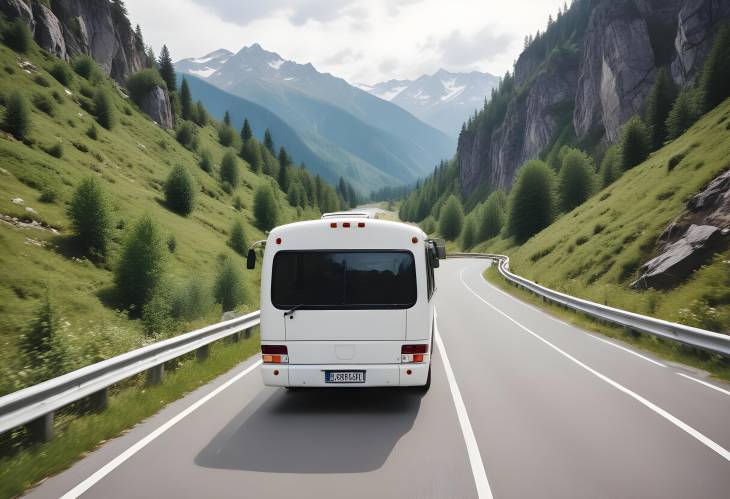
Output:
[325, 370, 365, 383]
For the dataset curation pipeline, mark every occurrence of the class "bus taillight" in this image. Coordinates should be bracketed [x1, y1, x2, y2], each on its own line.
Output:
[262, 345, 289, 364]
[401, 344, 428, 363]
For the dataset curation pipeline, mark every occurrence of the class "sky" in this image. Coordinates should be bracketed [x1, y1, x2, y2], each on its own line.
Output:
[125, 0, 567, 85]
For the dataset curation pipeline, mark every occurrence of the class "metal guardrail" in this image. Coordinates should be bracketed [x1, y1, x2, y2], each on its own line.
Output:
[0, 311, 260, 440]
[449, 253, 730, 357]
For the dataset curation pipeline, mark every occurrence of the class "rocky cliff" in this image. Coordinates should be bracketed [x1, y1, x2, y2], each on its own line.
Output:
[0, 0, 146, 83]
[458, 0, 730, 195]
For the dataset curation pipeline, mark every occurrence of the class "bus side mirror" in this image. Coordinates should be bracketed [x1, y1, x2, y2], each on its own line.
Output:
[434, 239, 446, 259]
[431, 251, 440, 268]
[246, 249, 256, 269]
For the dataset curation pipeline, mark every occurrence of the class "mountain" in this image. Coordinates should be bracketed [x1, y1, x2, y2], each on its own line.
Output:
[358, 70, 500, 138]
[457, 0, 730, 196]
[176, 44, 455, 192]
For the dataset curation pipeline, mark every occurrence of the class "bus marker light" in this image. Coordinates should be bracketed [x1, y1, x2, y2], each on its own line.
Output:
[275, 237, 282, 244]
[412, 237, 418, 243]
[330, 222, 337, 228]
[358, 222, 365, 228]
[406, 369, 412, 375]
[273, 369, 279, 376]
[343, 222, 351, 228]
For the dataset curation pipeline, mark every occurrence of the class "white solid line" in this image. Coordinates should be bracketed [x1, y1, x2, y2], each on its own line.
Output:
[458, 272, 730, 462]
[435, 313, 494, 499]
[676, 372, 730, 397]
[588, 334, 667, 368]
[466, 263, 667, 369]
[61, 359, 263, 499]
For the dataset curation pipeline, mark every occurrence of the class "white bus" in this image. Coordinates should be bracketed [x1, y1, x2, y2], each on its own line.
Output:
[247, 213, 445, 390]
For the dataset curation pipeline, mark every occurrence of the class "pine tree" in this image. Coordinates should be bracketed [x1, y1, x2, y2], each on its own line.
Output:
[115, 215, 166, 311]
[479, 191, 506, 241]
[69, 177, 112, 255]
[223, 110, 231, 126]
[644, 68, 676, 150]
[438, 195, 464, 240]
[461, 216, 476, 249]
[557, 148, 595, 211]
[263, 128, 274, 153]
[220, 150, 240, 187]
[254, 184, 280, 231]
[666, 88, 700, 140]
[277, 147, 290, 192]
[134, 24, 144, 51]
[241, 118, 253, 141]
[3, 18, 32, 53]
[700, 24, 730, 113]
[158, 45, 176, 91]
[20, 291, 67, 379]
[619, 116, 650, 171]
[164, 165, 195, 215]
[506, 160, 556, 243]
[2, 91, 31, 139]
[199, 149, 212, 172]
[599, 145, 621, 187]
[193, 100, 208, 126]
[180, 77, 192, 121]
[241, 138, 263, 173]
[144, 46, 156, 68]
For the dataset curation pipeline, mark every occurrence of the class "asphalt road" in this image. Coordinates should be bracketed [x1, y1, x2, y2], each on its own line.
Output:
[25, 258, 730, 498]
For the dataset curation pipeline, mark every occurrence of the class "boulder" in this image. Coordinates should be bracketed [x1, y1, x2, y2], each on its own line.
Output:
[139, 86, 173, 129]
[31, 1, 66, 58]
[631, 224, 726, 289]
[0, 0, 33, 28]
[687, 169, 730, 212]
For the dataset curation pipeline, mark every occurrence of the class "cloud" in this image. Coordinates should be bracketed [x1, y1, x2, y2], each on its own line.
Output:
[431, 27, 514, 67]
[190, 0, 360, 27]
[323, 48, 363, 65]
[386, 0, 426, 16]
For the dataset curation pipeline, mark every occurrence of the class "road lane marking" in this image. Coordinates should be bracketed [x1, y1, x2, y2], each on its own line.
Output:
[676, 372, 730, 397]
[458, 272, 730, 462]
[587, 334, 667, 367]
[61, 359, 263, 499]
[435, 313, 494, 499]
[464, 263, 667, 369]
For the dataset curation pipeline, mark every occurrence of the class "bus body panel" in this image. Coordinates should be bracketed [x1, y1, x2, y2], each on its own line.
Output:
[259, 218, 434, 388]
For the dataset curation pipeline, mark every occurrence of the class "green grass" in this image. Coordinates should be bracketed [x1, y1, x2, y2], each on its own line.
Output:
[0, 42, 316, 395]
[477, 98, 730, 334]
[482, 265, 730, 381]
[0, 330, 260, 498]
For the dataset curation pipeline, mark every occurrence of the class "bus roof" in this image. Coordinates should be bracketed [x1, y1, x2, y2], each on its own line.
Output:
[320, 211, 372, 219]
[269, 218, 426, 248]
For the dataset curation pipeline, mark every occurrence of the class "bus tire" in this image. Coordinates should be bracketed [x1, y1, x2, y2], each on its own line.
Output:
[418, 365, 431, 392]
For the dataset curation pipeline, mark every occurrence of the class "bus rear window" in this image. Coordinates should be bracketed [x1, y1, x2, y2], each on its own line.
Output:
[271, 251, 416, 309]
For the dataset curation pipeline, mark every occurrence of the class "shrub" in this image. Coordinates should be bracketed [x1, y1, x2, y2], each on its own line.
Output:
[599, 145, 621, 187]
[667, 152, 686, 171]
[241, 138, 262, 173]
[506, 160, 556, 243]
[3, 19, 32, 53]
[170, 278, 211, 321]
[164, 165, 196, 215]
[253, 184, 279, 231]
[72, 55, 99, 80]
[167, 234, 177, 253]
[93, 89, 116, 129]
[86, 123, 98, 140]
[218, 124, 236, 147]
[619, 116, 650, 171]
[68, 177, 112, 255]
[43, 141, 63, 158]
[115, 215, 166, 311]
[228, 219, 247, 255]
[175, 120, 198, 150]
[233, 195, 243, 211]
[19, 292, 68, 381]
[79, 83, 95, 99]
[220, 150, 240, 187]
[33, 93, 55, 116]
[199, 149, 213, 172]
[127, 68, 166, 105]
[51, 90, 63, 103]
[479, 190, 506, 240]
[39, 188, 58, 203]
[666, 88, 700, 140]
[33, 75, 50, 87]
[193, 101, 208, 127]
[141, 285, 174, 336]
[214, 256, 247, 312]
[575, 235, 589, 246]
[644, 67, 676, 150]
[699, 23, 730, 113]
[2, 91, 31, 139]
[49, 62, 73, 86]
[72, 140, 89, 153]
[558, 148, 595, 211]
[438, 195, 464, 240]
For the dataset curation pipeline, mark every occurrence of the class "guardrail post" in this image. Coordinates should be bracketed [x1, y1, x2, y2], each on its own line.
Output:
[231, 331, 241, 343]
[89, 387, 108, 412]
[243, 328, 251, 339]
[27, 412, 54, 442]
[147, 364, 164, 386]
[196, 345, 209, 362]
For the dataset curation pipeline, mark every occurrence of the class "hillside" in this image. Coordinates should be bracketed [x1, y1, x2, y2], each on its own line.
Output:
[176, 44, 456, 192]
[359, 70, 500, 138]
[0, 37, 321, 395]
[480, 99, 730, 333]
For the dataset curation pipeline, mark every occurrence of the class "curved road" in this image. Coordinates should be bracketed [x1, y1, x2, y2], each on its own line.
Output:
[26, 259, 730, 498]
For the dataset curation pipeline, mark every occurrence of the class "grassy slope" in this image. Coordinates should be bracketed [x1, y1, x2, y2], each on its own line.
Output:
[478, 98, 730, 333]
[0, 43, 313, 394]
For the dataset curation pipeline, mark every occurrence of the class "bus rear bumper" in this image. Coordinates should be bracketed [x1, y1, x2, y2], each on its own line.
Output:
[261, 363, 429, 387]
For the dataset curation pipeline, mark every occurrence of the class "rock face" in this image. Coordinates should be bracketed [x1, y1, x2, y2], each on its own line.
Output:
[459, 49, 579, 192]
[457, 0, 730, 196]
[632, 225, 726, 289]
[0, 0, 146, 84]
[633, 169, 730, 288]
[139, 86, 173, 129]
